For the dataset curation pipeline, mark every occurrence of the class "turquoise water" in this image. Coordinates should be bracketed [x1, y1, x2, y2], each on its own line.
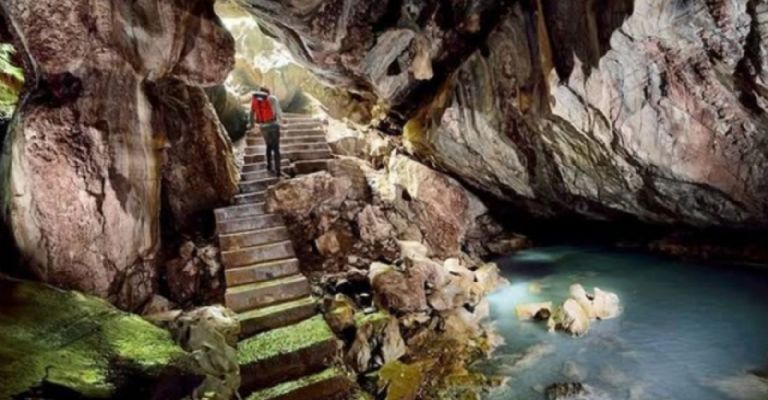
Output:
[480, 247, 768, 400]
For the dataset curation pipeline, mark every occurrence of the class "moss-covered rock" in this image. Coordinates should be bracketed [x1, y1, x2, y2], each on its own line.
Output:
[0, 277, 203, 399]
[0, 42, 23, 119]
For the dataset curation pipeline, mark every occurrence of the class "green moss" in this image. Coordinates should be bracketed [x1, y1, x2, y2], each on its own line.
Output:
[0, 278, 188, 399]
[378, 361, 426, 400]
[238, 315, 333, 365]
[102, 313, 184, 370]
[354, 310, 390, 328]
[246, 367, 344, 400]
[0, 42, 23, 118]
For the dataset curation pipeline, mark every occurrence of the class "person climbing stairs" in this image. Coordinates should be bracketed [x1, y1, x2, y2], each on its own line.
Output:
[214, 114, 353, 400]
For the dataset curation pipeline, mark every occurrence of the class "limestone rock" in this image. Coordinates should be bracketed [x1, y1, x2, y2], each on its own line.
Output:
[235, 0, 768, 228]
[411, 1, 768, 227]
[515, 302, 554, 321]
[569, 284, 622, 321]
[0, 0, 235, 310]
[548, 299, 591, 337]
[346, 312, 406, 373]
[147, 306, 241, 399]
[370, 264, 428, 314]
[324, 294, 358, 335]
[266, 171, 352, 217]
[0, 277, 204, 399]
[383, 155, 488, 257]
[154, 80, 239, 233]
[591, 288, 622, 320]
[142, 295, 176, 316]
[163, 241, 224, 306]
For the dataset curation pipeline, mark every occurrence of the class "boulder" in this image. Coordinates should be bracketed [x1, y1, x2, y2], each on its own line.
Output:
[266, 171, 352, 217]
[383, 155, 488, 257]
[163, 241, 223, 306]
[548, 299, 591, 337]
[0, 277, 204, 399]
[324, 294, 358, 335]
[316, 228, 355, 257]
[370, 264, 429, 314]
[146, 306, 240, 399]
[545, 382, 589, 400]
[591, 288, 622, 320]
[346, 312, 406, 373]
[515, 302, 554, 321]
[142, 295, 176, 316]
[569, 284, 622, 321]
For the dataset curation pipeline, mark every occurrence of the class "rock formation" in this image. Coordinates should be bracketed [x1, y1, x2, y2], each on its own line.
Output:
[546, 284, 622, 337]
[264, 151, 507, 396]
[235, 0, 768, 228]
[0, 0, 236, 310]
[0, 276, 207, 399]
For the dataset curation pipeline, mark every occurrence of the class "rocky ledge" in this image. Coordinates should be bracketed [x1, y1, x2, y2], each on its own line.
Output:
[0, 276, 210, 399]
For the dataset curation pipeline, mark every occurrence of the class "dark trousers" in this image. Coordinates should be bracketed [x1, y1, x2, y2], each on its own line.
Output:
[261, 123, 281, 175]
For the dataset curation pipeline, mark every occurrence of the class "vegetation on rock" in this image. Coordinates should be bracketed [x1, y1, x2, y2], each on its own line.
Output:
[0, 42, 23, 119]
[0, 277, 200, 399]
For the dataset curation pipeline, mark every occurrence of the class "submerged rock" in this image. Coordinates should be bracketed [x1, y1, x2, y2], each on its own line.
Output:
[545, 382, 586, 400]
[0, 277, 204, 399]
[707, 373, 768, 400]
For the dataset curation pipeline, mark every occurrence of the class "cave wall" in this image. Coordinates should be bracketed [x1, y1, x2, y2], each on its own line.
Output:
[235, 0, 768, 228]
[0, 0, 236, 310]
[417, 0, 768, 226]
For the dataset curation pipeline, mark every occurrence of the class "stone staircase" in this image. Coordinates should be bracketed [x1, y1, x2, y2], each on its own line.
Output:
[215, 114, 351, 400]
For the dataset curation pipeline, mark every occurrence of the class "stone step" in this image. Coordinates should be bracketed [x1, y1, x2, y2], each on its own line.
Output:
[282, 122, 322, 130]
[225, 258, 301, 287]
[219, 226, 290, 251]
[245, 149, 332, 164]
[238, 315, 339, 394]
[244, 367, 353, 400]
[215, 203, 266, 222]
[221, 240, 295, 268]
[245, 143, 330, 155]
[292, 160, 330, 175]
[282, 115, 319, 123]
[242, 160, 290, 173]
[234, 191, 266, 205]
[217, 214, 283, 235]
[246, 130, 325, 145]
[242, 170, 274, 181]
[240, 177, 280, 194]
[226, 274, 310, 313]
[238, 296, 317, 338]
[247, 135, 326, 146]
